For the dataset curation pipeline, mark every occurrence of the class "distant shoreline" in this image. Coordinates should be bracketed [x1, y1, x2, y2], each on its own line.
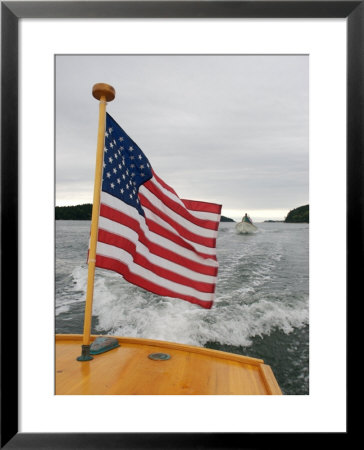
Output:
[55, 203, 309, 223]
[55, 203, 235, 223]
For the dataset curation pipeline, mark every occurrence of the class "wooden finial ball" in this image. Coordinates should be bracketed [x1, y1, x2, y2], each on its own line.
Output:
[92, 83, 115, 102]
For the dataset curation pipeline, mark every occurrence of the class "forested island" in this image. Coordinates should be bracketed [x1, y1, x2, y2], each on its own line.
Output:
[55, 204, 234, 222]
[56, 204, 92, 220]
[284, 204, 309, 223]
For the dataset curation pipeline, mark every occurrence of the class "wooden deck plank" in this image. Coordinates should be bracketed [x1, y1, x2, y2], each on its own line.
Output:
[55, 334, 282, 395]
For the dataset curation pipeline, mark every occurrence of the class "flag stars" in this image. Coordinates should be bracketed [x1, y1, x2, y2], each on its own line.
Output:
[102, 116, 152, 215]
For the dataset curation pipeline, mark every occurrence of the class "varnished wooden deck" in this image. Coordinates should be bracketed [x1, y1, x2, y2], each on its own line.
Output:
[56, 334, 282, 395]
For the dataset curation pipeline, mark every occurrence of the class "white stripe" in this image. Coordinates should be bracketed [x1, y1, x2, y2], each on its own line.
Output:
[184, 208, 221, 221]
[140, 183, 218, 239]
[143, 207, 217, 257]
[100, 192, 218, 260]
[150, 177, 221, 222]
[98, 216, 217, 285]
[96, 241, 214, 303]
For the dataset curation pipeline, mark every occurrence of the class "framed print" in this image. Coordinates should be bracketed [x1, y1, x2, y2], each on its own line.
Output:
[1, 0, 358, 447]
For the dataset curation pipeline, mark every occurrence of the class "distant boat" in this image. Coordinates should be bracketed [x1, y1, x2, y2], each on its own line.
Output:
[236, 216, 258, 234]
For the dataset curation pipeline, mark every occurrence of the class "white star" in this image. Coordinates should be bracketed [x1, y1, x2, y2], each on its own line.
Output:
[110, 182, 115, 189]
[129, 146, 134, 151]
[120, 188, 124, 194]
[109, 142, 114, 148]
[106, 172, 111, 178]
[138, 154, 142, 160]
[113, 168, 117, 174]
[117, 178, 121, 184]
[119, 137, 124, 142]
[108, 127, 113, 134]
[108, 157, 113, 163]
[105, 131, 109, 138]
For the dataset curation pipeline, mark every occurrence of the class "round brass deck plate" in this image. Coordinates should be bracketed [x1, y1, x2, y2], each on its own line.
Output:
[148, 352, 171, 361]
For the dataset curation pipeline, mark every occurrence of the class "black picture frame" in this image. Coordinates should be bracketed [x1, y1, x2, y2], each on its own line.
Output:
[1, 1, 356, 448]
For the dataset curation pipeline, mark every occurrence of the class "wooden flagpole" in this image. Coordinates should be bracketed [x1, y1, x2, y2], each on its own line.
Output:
[77, 83, 115, 361]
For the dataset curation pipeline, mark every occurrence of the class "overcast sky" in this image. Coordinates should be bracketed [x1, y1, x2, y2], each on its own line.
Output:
[56, 55, 308, 221]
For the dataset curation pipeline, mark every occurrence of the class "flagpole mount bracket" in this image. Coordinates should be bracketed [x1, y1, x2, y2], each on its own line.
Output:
[89, 336, 120, 355]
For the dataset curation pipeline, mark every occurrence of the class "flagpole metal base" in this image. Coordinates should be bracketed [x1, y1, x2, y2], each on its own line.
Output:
[77, 345, 94, 361]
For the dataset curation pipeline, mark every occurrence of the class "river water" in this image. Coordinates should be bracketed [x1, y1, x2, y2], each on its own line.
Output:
[56, 220, 309, 395]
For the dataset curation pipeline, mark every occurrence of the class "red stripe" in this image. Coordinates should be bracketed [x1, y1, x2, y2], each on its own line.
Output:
[152, 170, 178, 196]
[97, 229, 215, 293]
[139, 193, 217, 248]
[144, 180, 220, 231]
[181, 199, 222, 214]
[100, 203, 218, 272]
[144, 217, 217, 262]
[95, 254, 213, 309]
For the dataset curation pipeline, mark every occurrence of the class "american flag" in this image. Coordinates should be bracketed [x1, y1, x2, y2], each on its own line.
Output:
[94, 113, 221, 309]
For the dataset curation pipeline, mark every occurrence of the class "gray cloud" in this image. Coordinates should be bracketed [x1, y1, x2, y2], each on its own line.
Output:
[56, 55, 308, 220]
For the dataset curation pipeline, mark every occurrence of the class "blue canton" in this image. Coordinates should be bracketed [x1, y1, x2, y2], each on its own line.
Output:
[102, 113, 153, 216]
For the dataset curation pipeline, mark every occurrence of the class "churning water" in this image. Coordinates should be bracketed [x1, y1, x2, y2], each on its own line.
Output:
[56, 220, 309, 395]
